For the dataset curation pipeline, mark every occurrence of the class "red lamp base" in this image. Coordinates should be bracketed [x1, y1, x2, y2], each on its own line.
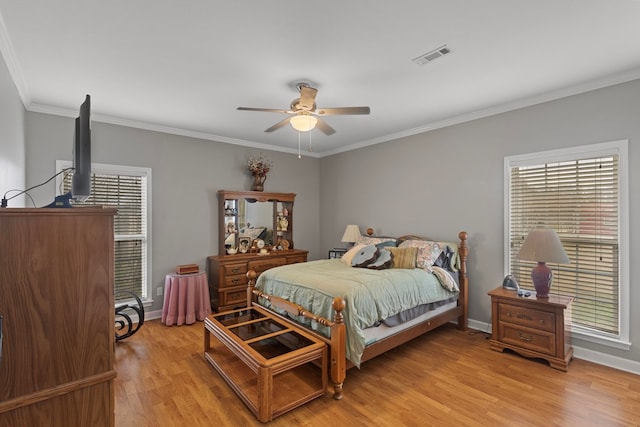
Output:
[531, 262, 553, 298]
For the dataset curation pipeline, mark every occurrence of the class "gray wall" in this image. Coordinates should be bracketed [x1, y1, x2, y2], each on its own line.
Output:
[5, 40, 638, 366]
[320, 79, 640, 365]
[24, 113, 321, 314]
[0, 52, 26, 205]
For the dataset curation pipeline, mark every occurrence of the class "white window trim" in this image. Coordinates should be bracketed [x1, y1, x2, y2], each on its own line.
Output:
[503, 140, 630, 350]
[56, 161, 153, 305]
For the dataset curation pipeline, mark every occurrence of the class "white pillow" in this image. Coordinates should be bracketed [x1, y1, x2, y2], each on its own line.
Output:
[341, 244, 367, 266]
[431, 266, 459, 292]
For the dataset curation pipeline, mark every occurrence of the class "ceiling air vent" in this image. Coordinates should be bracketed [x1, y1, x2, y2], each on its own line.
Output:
[412, 45, 452, 65]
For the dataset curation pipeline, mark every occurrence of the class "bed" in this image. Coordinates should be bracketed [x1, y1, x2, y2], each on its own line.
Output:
[246, 231, 468, 400]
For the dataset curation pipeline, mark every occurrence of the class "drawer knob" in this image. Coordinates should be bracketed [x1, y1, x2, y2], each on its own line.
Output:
[517, 313, 533, 321]
[231, 268, 240, 273]
[518, 333, 533, 342]
[232, 279, 240, 284]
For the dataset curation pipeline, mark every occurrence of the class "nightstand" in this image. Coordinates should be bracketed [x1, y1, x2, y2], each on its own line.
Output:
[488, 287, 573, 371]
[328, 248, 347, 259]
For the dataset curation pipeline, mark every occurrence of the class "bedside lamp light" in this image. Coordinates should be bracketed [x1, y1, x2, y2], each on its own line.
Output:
[341, 225, 361, 249]
[517, 227, 569, 298]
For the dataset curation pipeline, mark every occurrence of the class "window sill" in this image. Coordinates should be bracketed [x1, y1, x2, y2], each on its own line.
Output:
[571, 327, 631, 351]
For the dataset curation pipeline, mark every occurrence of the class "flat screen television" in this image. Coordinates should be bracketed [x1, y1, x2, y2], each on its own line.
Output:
[71, 94, 91, 201]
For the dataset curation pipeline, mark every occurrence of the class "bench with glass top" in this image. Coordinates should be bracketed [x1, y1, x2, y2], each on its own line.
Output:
[204, 305, 327, 422]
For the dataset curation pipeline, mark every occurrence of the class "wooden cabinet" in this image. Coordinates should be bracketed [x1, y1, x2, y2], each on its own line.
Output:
[207, 250, 308, 312]
[488, 287, 573, 371]
[0, 208, 116, 426]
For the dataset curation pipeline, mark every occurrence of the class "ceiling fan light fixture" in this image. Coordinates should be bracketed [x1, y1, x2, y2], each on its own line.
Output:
[290, 114, 318, 132]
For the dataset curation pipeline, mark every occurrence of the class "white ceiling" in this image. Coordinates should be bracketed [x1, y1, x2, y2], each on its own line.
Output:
[2, 1, 640, 157]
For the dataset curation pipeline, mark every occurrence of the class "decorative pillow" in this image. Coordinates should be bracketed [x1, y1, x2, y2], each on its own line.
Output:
[341, 244, 367, 266]
[432, 266, 459, 292]
[375, 240, 398, 251]
[398, 240, 444, 272]
[367, 249, 394, 270]
[351, 245, 379, 268]
[387, 247, 418, 269]
[356, 236, 397, 247]
[433, 245, 456, 271]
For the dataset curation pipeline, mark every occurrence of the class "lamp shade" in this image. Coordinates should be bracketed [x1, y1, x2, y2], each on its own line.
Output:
[517, 228, 570, 264]
[290, 114, 318, 132]
[341, 224, 361, 243]
[517, 227, 569, 298]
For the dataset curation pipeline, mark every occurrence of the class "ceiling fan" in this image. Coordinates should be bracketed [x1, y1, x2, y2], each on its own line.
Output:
[237, 83, 370, 135]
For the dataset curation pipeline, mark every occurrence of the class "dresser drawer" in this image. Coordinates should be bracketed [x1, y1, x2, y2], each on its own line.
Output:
[498, 303, 555, 333]
[219, 285, 249, 308]
[223, 274, 248, 288]
[499, 323, 555, 356]
[208, 249, 308, 312]
[223, 263, 248, 276]
[248, 257, 286, 273]
[286, 254, 307, 264]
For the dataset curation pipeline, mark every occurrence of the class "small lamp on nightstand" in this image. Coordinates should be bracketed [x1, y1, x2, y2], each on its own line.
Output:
[341, 224, 361, 249]
[517, 227, 570, 298]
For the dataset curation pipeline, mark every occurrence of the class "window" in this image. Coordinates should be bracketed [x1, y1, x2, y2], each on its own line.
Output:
[57, 162, 152, 304]
[504, 141, 629, 349]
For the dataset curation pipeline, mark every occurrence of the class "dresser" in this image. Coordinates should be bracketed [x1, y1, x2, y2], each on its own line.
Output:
[0, 208, 116, 426]
[488, 287, 573, 371]
[207, 249, 308, 312]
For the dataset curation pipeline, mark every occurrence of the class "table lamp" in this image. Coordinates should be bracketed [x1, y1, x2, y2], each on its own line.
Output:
[517, 227, 570, 298]
[341, 225, 361, 249]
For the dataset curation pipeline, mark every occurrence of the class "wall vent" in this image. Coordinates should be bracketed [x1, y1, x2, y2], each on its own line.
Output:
[412, 45, 452, 65]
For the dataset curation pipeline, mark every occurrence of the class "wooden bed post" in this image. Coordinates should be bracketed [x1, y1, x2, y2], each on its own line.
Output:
[247, 270, 258, 306]
[457, 231, 468, 331]
[329, 297, 346, 400]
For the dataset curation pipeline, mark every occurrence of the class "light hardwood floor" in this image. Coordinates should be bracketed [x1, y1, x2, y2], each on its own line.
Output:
[115, 319, 640, 426]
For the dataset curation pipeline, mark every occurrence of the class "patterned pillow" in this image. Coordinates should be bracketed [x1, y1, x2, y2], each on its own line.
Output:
[356, 236, 397, 247]
[367, 248, 394, 270]
[351, 245, 379, 268]
[387, 247, 418, 269]
[397, 240, 444, 272]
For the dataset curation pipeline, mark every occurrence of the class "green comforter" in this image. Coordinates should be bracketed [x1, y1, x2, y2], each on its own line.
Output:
[255, 259, 458, 367]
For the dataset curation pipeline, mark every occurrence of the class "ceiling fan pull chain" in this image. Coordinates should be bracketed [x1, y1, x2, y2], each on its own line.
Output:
[298, 132, 301, 159]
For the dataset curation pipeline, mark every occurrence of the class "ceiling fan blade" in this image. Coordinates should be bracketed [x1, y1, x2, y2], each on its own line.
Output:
[315, 118, 336, 135]
[237, 107, 294, 114]
[298, 85, 318, 110]
[264, 117, 292, 132]
[315, 106, 371, 116]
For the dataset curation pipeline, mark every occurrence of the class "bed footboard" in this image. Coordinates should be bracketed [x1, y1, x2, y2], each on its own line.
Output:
[247, 271, 347, 400]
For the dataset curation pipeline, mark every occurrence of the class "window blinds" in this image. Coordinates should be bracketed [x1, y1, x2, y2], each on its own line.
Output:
[509, 155, 619, 335]
[64, 173, 146, 301]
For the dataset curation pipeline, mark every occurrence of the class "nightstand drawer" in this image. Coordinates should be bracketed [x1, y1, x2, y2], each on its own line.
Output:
[499, 323, 555, 356]
[498, 303, 555, 333]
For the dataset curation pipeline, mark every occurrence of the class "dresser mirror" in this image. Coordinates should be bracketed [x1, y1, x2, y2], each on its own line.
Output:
[219, 190, 296, 255]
